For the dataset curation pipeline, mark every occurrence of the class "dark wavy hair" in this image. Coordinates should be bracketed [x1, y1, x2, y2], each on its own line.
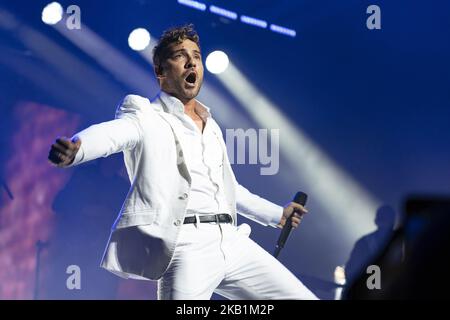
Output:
[152, 24, 200, 75]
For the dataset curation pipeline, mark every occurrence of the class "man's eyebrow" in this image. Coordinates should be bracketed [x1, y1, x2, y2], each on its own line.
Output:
[170, 49, 202, 55]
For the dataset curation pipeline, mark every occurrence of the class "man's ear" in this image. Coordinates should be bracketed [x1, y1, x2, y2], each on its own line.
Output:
[154, 64, 165, 80]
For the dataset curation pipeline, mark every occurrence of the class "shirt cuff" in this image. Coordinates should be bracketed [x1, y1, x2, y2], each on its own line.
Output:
[268, 205, 284, 228]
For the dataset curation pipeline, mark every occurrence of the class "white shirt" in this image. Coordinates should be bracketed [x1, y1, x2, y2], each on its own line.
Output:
[158, 91, 231, 215]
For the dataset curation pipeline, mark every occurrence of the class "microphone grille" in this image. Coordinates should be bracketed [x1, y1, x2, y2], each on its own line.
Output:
[293, 191, 308, 205]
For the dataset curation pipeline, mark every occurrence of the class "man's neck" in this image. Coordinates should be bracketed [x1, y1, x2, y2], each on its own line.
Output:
[162, 90, 197, 115]
[183, 99, 197, 115]
[162, 90, 205, 132]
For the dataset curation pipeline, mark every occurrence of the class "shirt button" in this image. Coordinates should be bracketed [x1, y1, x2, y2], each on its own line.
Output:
[174, 219, 182, 226]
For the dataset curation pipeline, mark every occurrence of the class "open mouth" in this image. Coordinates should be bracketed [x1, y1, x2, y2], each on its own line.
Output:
[185, 72, 197, 85]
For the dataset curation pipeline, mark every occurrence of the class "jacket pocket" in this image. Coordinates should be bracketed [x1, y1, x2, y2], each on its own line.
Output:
[115, 209, 159, 229]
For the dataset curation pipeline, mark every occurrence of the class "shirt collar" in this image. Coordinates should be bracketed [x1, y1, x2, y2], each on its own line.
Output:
[158, 91, 211, 121]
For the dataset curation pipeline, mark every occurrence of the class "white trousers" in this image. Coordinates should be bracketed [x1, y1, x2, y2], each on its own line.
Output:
[157, 221, 318, 300]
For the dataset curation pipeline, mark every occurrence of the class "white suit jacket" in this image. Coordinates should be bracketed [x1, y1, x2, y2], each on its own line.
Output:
[69, 93, 283, 280]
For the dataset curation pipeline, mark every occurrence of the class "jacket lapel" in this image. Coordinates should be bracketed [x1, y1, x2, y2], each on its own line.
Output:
[153, 100, 192, 185]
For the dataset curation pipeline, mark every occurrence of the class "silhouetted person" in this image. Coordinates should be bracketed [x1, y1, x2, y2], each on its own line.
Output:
[345, 205, 396, 286]
[345, 197, 450, 299]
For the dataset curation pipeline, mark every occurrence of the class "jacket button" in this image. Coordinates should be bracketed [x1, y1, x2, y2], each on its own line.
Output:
[174, 219, 182, 226]
[179, 193, 188, 200]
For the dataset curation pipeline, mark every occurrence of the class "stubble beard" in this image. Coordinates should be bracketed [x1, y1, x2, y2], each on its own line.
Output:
[169, 77, 203, 103]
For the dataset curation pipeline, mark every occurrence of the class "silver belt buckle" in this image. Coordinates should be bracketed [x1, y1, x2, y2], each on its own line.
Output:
[194, 213, 200, 228]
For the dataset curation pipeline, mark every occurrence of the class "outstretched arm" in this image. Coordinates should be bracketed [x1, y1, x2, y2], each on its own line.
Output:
[48, 95, 144, 167]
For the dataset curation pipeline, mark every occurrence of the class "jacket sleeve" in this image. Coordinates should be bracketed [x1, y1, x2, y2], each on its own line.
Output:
[235, 182, 284, 228]
[68, 94, 144, 167]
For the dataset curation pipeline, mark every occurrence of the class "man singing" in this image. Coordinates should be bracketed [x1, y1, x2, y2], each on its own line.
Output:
[48, 24, 317, 300]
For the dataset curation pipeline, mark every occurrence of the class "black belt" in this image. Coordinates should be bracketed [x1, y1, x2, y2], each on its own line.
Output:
[183, 213, 233, 224]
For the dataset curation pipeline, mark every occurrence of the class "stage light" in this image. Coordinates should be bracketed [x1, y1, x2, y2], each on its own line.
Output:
[240, 15, 267, 29]
[209, 5, 238, 20]
[128, 28, 150, 51]
[270, 24, 296, 37]
[177, 0, 207, 11]
[205, 51, 229, 74]
[41, 2, 63, 25]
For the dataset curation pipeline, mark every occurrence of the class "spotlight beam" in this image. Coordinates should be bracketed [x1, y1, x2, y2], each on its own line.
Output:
[53, 23, 159, 95]
[216, 63, 381, 244]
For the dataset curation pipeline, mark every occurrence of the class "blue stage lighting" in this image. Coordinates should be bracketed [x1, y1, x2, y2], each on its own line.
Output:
[177, 0, 207, 12]
[209, 5, 238, 20]
[240, 15, 267, 29]
[270, 24, 296, 37]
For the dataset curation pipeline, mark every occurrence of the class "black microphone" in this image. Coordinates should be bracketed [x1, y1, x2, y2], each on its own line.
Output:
[274, 191, 308, 258]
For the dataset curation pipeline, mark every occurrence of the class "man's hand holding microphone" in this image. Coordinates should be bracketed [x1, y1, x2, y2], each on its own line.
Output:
[274, 192, 309, 258]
